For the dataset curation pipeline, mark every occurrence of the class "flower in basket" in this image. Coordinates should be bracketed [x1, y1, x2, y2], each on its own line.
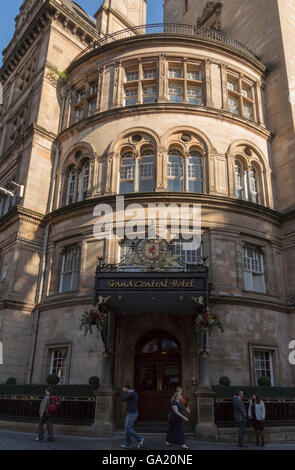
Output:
[80, 296, 111, 336]
[194, 307, 224, 338]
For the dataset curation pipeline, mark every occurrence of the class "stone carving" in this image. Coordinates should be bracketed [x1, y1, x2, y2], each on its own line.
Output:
[197, 2, 223, 30]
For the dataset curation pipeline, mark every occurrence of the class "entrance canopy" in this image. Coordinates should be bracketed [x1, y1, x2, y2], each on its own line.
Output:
[94, 269, 208, 315]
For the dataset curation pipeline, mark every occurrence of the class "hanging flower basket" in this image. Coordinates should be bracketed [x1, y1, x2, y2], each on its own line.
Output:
[194, 307, 224, 357]
[80, 297, 111, 356]
[194, 308, 224, 336]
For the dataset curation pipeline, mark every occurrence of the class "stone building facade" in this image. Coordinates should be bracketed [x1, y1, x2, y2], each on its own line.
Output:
[0, 0, 294, 435]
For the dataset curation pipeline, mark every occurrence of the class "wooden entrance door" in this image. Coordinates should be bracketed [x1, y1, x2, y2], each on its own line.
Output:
[135, 331, 181, 421]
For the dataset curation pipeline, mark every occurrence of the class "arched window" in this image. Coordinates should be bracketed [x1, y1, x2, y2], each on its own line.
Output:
[188, 150, 203, 193]
[79, 161, 90, 201]
[120, 153, 135, 194]
[139, 149, 156, 192]
[65, 159, 90, 206]
[167, 148, 184, 192]
[234, 160, 261, 204]
[66, 168, 78, 205]
[235, 160, 246, 200]
[248, 166, 260, 204]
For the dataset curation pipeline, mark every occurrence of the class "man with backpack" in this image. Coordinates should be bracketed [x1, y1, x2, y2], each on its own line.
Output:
[36, 387, 61, 442]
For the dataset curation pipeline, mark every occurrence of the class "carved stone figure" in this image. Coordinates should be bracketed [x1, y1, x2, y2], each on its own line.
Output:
[197, 2, 223, 30]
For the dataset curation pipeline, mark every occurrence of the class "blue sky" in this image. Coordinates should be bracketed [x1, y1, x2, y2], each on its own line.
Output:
[0, 0, 163, 64]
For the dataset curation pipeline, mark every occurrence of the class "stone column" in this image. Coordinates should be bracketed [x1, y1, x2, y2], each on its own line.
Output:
[195, 331, 218, 441]
[91, 312, 118, 437]
[158, 54, 167, 103]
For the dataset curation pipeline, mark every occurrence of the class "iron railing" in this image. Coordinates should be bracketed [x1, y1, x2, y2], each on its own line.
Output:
[215, 399, 295, 427]
[0, 396, 95, 425]
[73, 23, 258, 64]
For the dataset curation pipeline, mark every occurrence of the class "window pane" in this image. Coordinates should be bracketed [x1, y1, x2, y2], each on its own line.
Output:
[168, 68, 183, 78]
[120, 181, 134, 194]
[187, 70, 200, 80]
[60, 246, 81, 293]
[142, 339, 158, 353]
[125, 87, 138, 106]
[243, 103, 253, 119]
[143, 69, 156, 79]
[143, 85, 157, 104]
[187, 86, 201, 104]
[168, 179, 183, 191]
[172, 240, 202, 264]
[235, 162, 245, 199]
[168, 84, 183, 103]
[139, 154, 155, 192]
[126, 71, 139, 81]
[50, 349, 68, 384]
[189, 180, 203, 193]
[228, 96, 239, 114]
[88, 100, 96, 116]
[227, 80, 237, 92]
[162, 338, 179, 352]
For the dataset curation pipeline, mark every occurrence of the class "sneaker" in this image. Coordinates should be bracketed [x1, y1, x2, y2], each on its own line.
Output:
[121, 445, 131, 449]
[35, 438, 43, 441]
[137, 438, 144, 448]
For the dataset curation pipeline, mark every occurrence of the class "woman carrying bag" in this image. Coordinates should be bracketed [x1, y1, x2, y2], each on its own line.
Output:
[165, 390, 189, 449]
[248, 394, 266, 447]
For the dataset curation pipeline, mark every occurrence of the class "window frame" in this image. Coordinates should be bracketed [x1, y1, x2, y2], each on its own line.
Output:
[119, 153, 135, 194]
[59, 245, 81, 294]
[227, 73, 255, 121]
[139, 150, 156, 192]
[248, 344, 278, 386]
[167, 149, 184, 192]
[46, 342, 72, 385]
[243, 244, 266, 293]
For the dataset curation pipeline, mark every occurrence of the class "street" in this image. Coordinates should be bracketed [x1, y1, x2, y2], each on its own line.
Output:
[0, 429, 294, 451]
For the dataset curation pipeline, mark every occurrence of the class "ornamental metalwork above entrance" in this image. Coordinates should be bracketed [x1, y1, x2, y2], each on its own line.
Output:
[94, 239, 209, 315]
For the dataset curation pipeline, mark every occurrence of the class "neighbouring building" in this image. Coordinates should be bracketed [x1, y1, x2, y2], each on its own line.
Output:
[0, 0, 295, 437]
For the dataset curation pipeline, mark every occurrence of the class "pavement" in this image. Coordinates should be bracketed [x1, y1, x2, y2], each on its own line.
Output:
[0, 429, 294, 450]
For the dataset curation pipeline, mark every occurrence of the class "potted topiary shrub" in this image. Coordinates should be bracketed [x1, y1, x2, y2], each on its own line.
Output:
[258, 376, 271, 387]
[219, 376, 230, 387]
[88, 376, 100, 390]
[6, 377, 17, 384]
[47, 374, 60, 385]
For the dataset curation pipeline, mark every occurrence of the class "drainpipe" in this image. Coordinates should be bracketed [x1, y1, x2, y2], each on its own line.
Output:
[26, 82, 67, 384]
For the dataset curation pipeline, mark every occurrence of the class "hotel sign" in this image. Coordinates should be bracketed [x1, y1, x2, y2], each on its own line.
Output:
[94, 270, 209, 315]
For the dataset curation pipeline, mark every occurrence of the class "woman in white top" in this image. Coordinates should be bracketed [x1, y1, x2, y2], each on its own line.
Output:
[248, 394, 266, 447]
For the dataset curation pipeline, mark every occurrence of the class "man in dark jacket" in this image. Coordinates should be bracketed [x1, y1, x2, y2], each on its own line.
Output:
[233, 390, 247, 448]
[121, 385, 144, 449]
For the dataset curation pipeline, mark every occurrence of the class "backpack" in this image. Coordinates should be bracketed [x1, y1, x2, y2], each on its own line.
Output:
[48, 395, 61, 414]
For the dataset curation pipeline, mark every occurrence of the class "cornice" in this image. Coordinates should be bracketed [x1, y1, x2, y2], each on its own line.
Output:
[37, 294, 93, 312]
[35, 292, 292, 313]
[44, 193, 283, 226]
[0, 300, 34, 314]
[58, 103, 271, 143]
[210, 294, 290, 313]
[0, 206, 45, 233]
[68, 33, 266, 75]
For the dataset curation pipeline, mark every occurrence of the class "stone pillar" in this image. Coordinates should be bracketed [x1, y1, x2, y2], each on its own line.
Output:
[195, 332, 218, 441]
[91, 312, 118, 437]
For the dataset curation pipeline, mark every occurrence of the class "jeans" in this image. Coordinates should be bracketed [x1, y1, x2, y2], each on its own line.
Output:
[38, 412, 54, 440]
[124, 413, 142, 448]
[237, 419, 246, 446]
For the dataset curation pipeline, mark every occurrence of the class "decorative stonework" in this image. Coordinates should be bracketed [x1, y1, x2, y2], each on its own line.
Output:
[197, 2, 223, 30]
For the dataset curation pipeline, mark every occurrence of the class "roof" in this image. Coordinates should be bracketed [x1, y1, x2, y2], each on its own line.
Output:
[63, 0, 96, 27]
